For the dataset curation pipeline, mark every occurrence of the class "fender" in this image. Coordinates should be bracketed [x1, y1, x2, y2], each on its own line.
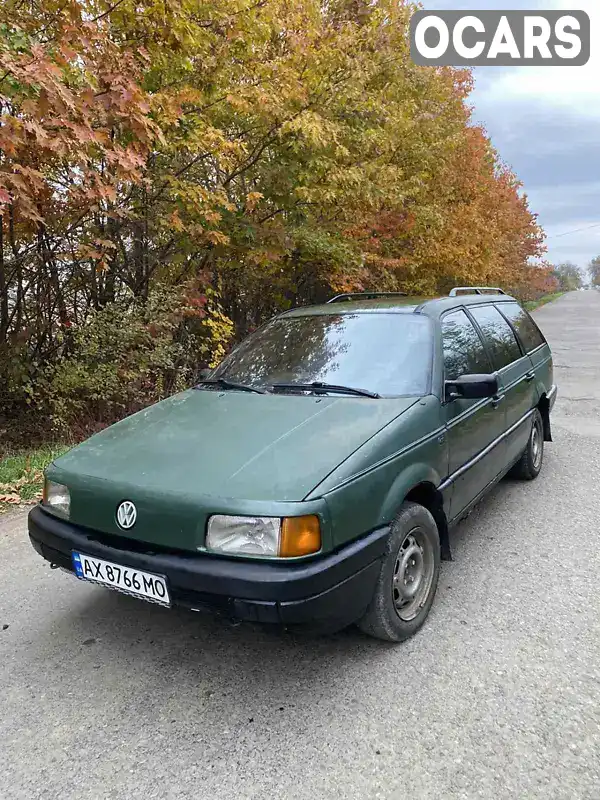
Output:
[380, 462, 443, 523]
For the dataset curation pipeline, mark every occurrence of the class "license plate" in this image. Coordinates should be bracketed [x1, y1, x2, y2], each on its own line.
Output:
[71, 552, 171, 607]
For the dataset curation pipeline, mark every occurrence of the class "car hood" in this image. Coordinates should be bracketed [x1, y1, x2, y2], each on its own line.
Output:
[53, 389, 418, 502]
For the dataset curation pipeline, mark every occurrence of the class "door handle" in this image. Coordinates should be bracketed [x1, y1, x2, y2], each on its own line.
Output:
[525, 372, 535, 382]
[491, 394, 505, 409]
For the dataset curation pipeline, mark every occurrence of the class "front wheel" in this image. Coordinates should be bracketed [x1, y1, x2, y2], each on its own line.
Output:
[358, 502, 440, 643]
[509, 409, 544, 481]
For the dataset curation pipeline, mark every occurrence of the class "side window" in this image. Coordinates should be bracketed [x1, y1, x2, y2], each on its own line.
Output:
[442, 309, 492, 381]
[496, 302, 546, 353]
[469, 305, 522, 370]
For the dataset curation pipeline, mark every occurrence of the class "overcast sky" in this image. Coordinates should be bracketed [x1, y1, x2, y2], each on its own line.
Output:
[420, 0, 599, 273]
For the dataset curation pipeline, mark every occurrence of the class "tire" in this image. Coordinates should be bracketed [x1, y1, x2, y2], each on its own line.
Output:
[509, 409, 544, 481]
[358, 501, 440, 643]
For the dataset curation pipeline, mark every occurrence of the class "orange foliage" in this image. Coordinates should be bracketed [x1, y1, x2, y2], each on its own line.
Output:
[0, 3, 160, 227]
[345, 123, 545, 297]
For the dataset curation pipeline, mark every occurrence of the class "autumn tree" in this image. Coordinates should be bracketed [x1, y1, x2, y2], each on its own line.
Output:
[508, 262, 558, 302]
[588, 256, 600, 287]
[552, 262, 583, 292]
[0, 0, 548, 439]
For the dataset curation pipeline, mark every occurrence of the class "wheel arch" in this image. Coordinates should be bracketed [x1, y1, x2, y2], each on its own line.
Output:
[404, 482, 451, 562]
[381, 465, 451, 561]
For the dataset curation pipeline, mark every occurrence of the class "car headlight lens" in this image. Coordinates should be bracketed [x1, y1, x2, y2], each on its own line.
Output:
[42, 480, 70, 518]
[206, 515, 321, 558]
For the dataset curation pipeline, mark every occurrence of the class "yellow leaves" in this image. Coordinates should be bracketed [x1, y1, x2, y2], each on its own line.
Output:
[281, 110, 338, 149]
[226, 94, 252, 113]
[202, 310, 235, 368]
[203, 210, 222, 225]
[206, 230, 230, 246]
[167, 201, 224, 232]
[210, 191, 236, 213]
[255, 92, 271, 108]
[169, 210, 185, 231]
[245, 191, 263, 211]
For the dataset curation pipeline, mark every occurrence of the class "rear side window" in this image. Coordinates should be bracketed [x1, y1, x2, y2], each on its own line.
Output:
[469, 305, 522, 369]
[442, 309, 492, 380]
[496, 302, 546, 353]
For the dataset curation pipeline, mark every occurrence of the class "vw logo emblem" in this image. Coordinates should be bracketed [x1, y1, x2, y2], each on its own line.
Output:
[116, 500, 137, 530]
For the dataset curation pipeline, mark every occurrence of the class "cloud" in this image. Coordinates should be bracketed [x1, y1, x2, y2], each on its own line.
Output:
[420, 0, 600, 268]
[545, 221, 600, 265]
[482, 1, 599, 120]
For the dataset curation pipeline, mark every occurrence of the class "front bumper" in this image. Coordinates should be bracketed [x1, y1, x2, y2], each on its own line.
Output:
[28, 506, 387, 630]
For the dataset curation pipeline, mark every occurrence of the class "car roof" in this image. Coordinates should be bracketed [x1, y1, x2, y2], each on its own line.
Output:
[282, 293, 518, 319]
[284, 297, 426, 316]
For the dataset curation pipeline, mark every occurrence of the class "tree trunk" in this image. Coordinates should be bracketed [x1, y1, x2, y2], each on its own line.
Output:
[0, 213, 7, 343]
[8, 205, 23, 332]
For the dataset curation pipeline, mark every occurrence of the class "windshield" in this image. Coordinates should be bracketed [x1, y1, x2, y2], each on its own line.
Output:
[210, 313, 433, 397]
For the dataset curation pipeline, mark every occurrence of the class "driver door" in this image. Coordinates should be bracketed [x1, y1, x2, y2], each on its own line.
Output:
[441, 309, 506, 520]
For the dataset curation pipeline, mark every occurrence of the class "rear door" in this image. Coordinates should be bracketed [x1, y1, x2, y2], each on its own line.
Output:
[468, 304, 537, 468]
[441, 309, 506, 520]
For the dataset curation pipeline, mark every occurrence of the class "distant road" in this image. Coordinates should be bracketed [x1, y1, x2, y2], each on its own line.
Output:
[2, 291, 600, 800]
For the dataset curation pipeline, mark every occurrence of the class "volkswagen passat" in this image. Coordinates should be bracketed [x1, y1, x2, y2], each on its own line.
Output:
[29, 288, 556, 642]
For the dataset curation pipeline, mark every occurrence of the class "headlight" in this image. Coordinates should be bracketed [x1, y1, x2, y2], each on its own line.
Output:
[42, 480, 70, 518]
[206, 514, 321, 558]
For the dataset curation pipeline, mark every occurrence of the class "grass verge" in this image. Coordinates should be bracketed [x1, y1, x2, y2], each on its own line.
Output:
[0, 444, 71, 513]
[525, 292, 565, 311]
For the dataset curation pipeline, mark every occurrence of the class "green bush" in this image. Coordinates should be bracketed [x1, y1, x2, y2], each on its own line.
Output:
[13, 285, 233, 439]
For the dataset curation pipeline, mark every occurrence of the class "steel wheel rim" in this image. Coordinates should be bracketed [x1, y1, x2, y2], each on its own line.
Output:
[531, 418, 543, 469]
[392, 527, 435, 622]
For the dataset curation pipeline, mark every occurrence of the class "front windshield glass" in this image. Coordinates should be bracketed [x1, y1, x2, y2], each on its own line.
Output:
[211, 313, 433, 397]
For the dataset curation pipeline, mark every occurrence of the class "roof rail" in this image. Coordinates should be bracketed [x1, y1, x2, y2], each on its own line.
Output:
[327, 291, 408, 303]
[449, 286, 506, 297]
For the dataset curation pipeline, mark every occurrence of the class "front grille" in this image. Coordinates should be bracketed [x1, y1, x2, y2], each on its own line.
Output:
[81, 528, 197, 559]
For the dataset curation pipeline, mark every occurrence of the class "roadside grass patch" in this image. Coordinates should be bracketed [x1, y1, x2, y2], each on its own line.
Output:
[525, 292, 565, 311]
[0, 445, 70, 512]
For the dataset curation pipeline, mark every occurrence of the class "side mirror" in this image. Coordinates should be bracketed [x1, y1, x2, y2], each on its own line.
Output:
[445, 373, 498, 402]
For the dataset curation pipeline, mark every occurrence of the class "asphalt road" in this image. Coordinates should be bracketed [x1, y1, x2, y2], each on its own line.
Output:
[2, 291, 600, 800]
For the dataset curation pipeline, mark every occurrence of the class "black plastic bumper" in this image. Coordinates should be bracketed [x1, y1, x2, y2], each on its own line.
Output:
[28, 506, 388, 630]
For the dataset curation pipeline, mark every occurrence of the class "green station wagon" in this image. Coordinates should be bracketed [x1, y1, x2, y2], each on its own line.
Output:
[29, 287, 556, 642]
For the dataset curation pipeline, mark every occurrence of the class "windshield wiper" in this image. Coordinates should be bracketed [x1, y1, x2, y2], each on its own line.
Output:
[270, 381, 380, 399]
[196, 378, 266, 395]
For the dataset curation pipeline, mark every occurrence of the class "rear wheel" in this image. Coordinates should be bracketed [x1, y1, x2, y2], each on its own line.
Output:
[510, 409, 544, 481]
[358, 502, 440, 643]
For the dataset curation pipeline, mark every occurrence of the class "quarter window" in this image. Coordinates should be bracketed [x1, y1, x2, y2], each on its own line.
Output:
[496, 302, 545, 353]
[469, 305, 522, 369]
[442, 309, 492, 381]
